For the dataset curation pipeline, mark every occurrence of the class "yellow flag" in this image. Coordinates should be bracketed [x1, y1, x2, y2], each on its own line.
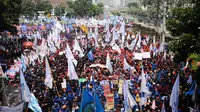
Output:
[81, 25, 88, 34]
[47, 13, 51, 18]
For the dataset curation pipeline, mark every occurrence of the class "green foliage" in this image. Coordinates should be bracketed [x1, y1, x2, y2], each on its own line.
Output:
[21, 0, 35, 17]
[35, 0, 52, 14]
[97, 3, 104, 8]
[128, 2, 139, 8]
[0, 0, 22, 33]
[67, 0, 103, 17]
[21, 0, 52, 17]
[128, 7, 148, 18]
[166, 1, 200, 62]
[55, 3, 66, 16]
[189, 53, 200, 70]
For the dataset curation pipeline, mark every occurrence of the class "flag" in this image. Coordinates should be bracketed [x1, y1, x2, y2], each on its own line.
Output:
[127, 88, 137, 108]
[20, 69, 31, 102]
[123, 80, 129, 111]
[105, 30, 111, 42]
[124, 58, 131, 70]
[164, 51, 166, 60]
[87, 50, 94, 61]
[66, 48, 79, 80]
[106, 53, 113, 73]
[66, 44, 78, 66]
[187, 75, 193, 85]
[185, 81, 196, 96]
[0, 65, 6, 77]
[123, 80, 137, 111]
[80, 89, 94, 112]
[94, 92, 104, 112]
[151, 100, 156, 110]
[161, 102, 166, 112]
[191, 83, 197, 102]
[140, 68, 151, 106]
[74, 39, 84, 58]
[0, 102, 24, 112]
[21, 55, 26, 72]
[28, 93, 42, 112]
[44, 57, 53, 89]
[112, 44, 121, 54]
[94, 26, 99, 47]
[141, 68, 150, 94]
[127, 38, 137, 51]
[170, 74, 180, 112]
[136, 32, 141, 48]
[121, 22, 125, 48]
[159, 43, 165, 53]
[188, 107, 199, 112]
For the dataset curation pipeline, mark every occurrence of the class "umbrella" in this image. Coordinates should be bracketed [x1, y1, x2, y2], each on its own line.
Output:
[78, 78, 87, 83]
[23, 41, 33, 48]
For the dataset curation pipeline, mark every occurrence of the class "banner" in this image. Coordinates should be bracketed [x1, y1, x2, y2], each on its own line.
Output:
[103, 84, 114, 110]
[142, 52, 151, 59]
[134, 53, 143, 60]
[0, 102, 24, 112]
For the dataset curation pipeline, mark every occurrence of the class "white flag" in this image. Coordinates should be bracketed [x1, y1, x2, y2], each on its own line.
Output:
[112, 44, 121, 54]
[164, 51, 167, 60]
[161, 102, 166, 112]
[124, 58, 131, 70]
[187, 75, 193, 85]
[106, 53, 113, 73]
[66, 48, 79, 80]
[151, 100, 156, 110]
[189, 107, 199, 112]
[44, 57, 53, 89]
[94, 26, 99, 47]
[170, 74, 180, 112]
[127, 88, 137, 108]
[136, 32, 141, 48]
[73, 39, 84, 58]
[0, 65, 6, 77]
[66, 44, 78, 66]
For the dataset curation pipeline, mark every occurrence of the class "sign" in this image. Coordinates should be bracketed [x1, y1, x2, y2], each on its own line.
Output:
[142, 52, 151, 59]
[134, 53, 143, 60]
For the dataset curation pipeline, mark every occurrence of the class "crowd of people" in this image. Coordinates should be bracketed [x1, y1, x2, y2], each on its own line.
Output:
[0, 17, 200, 112]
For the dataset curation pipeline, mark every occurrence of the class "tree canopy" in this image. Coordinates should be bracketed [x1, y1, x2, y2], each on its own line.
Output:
[166, 0, 200, 62]
[67, 0, 104, 17]
[0, 0, 22, 33]
[21, 0, 52, 17]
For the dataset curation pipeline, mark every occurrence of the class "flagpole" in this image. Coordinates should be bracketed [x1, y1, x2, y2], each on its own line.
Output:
[2, 77, 9, 106]
[53, 80, 60, 97]
[26, 102, 29, 112]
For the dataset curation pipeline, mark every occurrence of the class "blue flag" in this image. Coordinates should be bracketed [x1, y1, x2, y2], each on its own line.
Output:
[28, 93, 42, 112]
[21, 55, 26, 72]
[80, 89, 94, 112]
[185, 81, 195, 96]
[20, 69, 31, 102]
[94, 92, 104, 112]
[87, 50, 94, 61]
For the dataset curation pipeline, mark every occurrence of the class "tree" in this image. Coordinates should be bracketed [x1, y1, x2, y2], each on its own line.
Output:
[0, 0, 22, 33]
[21, 0, 36, 17]
[166, 1, 200, 62]
[35, 0, 52, 14]
[67, 0, 103, 17]
[97, 2, 104, 8]
[128, 2, 139, 8]
[55, 3, 66, 16]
